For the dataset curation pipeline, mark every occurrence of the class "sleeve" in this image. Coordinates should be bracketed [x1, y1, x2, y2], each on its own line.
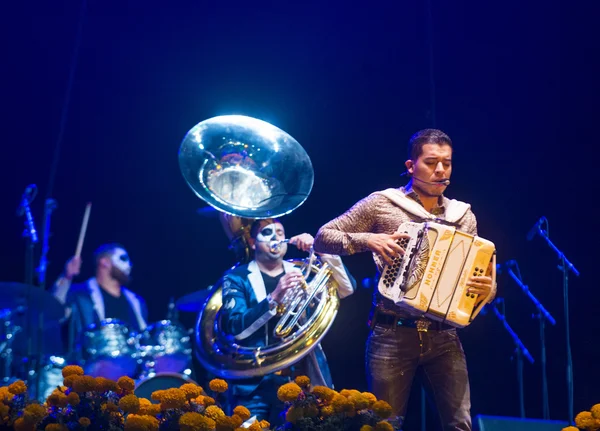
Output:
[51, 276, 72, 305]
[314, 194, 383, 256]
[460, 208, 478, 237]
[219, 274, 277, 340]
[318, 254, 357, 299]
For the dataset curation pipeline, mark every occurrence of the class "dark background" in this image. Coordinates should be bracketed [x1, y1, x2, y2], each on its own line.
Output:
[1, 0, 596, 429]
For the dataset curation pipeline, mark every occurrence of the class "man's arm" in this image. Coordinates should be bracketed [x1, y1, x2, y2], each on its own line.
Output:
[318, 254, 356, 299]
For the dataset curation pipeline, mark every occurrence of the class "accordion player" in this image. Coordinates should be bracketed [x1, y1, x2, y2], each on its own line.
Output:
[378, 221, 496, 328]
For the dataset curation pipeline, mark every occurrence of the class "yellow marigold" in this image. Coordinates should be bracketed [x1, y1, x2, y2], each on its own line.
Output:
[561, 427, 580, 431]
[23, 403, 47, 424]
[204, 405, 226, 421]
[180, 383, 203, 400]
[233, 405, 251, 421]
[66, 392, 80, 406]
[593, 404, 600, 420]
[72, 375, 97, 393]
[277, 382, 302, 402]
[151, 390, 166, 401]
[259, 420, 270, 429]
[45, 424, 67, 431]
[375, 421, 394, 431]
[340, 389, 361, 398]
[209, 379, 228, 393]
[312, 385, 335, 404]
[247, 421, 262, 431]
[14, 418, 34, 431]
[179, 411, 216, 431]
[350, 393, 370, 410]
[124, 414, 159, 431]
[360, 426, 374, 431]
[362, 392, 377, 407]
[231, 414, 243, 427]
[61, 365, 84, 378]
[321, 405, 334, 417]
[79, 417, 91, 428]
[119, 394, 141, 414]
[117, 376, 136, 391]
[95, 377, 119, 393]
[332, 394, 356, 417]
[575, 411, 597, 429]
[215, 415, 238, 431]
[8, 380, 27, 395]
[160, 388, 187, 410]
[294, 375, 311, 388]
[285, 406, 304, 424]
[140, 404, 162, 416]
[139, 397, 152, 407]
[372, 400, 393, 419]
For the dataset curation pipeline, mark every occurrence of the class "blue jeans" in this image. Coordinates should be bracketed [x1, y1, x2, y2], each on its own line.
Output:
[366, 323, 471, 431]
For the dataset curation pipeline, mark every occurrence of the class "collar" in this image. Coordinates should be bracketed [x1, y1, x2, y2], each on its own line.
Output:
[401, 185, 446, 216]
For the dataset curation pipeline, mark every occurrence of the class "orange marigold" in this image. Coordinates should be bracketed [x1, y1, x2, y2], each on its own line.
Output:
[372, 400, 393, 419]
[8, 380, 27, 395]
[575, 411, 597, 430]
[0, 386, 11, 402]
[362, 392, 377, 407]
[23, 403, 47, 424]
[0, 402, 10, 418]
[312, 385, 335, 403]
[160, 388, 187, 410]
[180, 383, 203, 400]
[375, 421, 394, 431]
[46, 392, 68, 408]
[294, 375, 311, 388]
[332, 394, 356, 417]
[14, 418, 34, 431]
[360, 426, 374, 431]
[321, 405, 334, 417]
[66, 392, 80, 406]
[95, 377, 119, 393]
[231, 414, 244, 427]
[247, 421, 262, 431]
[79, 417, 91, 428]
[117, 376, 136, 391]
[259, 420, 270, 429]
[124, 414, 159, 431]
[151, 390, 166, 401]
[61, 365, 84, 378]
[204, 405, 226, 421]
[233, 405, 251, 421]
[285, 406, 304, 424]
[179, 411, 216, 431]
[215, 415, 238, 431]
[119, 394, 141, 414]
[340, 389, 361, 398]
[350, 393, 370, 410]
[209, 379, 228, 393]
[72, 375, 96, 393]
[277, 382, 302, 402]
[561, 427, 579, 431]
[63, 375, 77, 388]
[592, 404, 600, 420]
[102, 402, 120, 413]
[202, 396, 216, 406]
[140, 403, 162, 416]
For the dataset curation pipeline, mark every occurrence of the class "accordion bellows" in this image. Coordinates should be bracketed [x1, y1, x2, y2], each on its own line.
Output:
[378, 221, 496, 328]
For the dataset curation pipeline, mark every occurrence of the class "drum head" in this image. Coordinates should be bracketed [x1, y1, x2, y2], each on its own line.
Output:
[134, 373, 197, 400]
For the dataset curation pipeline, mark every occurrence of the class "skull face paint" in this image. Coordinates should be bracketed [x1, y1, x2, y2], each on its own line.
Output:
[110, 248, 132, 276]
[254, 222, 287, 258]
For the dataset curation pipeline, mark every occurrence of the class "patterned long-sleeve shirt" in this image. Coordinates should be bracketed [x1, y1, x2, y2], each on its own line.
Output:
[314, 186, 478, 317]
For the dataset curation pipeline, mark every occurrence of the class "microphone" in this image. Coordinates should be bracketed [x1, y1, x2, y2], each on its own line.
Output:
[401, 171, 450, 186]
[526, 217, 545, 241]
[496, 260, 517, 274]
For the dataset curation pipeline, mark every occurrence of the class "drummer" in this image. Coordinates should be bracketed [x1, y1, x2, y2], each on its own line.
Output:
[52, 243, 148, 358]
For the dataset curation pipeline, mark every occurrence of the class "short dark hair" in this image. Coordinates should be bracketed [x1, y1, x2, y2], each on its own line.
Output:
[94, 243, 126, 266]
[408, 129, 453, 160]
[249, 218, 282, 239]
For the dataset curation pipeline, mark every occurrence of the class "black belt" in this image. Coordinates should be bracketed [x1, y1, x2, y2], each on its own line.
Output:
[371, 310, 453, 331]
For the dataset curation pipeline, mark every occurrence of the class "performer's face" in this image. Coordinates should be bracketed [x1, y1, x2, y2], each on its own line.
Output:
[405, 143, 452, 197]
[109, 248, 132, 285]
[252, 221, 287, 261]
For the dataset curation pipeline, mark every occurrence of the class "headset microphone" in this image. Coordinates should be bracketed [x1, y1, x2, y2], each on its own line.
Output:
[401, 171, 450, 186]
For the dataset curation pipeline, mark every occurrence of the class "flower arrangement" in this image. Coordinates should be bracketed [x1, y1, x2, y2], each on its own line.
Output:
[0, 368, 397, 431]
[562, 403, 600, 431]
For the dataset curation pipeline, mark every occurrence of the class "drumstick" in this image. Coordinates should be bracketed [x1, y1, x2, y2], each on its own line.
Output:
[75, 202, 92, 258]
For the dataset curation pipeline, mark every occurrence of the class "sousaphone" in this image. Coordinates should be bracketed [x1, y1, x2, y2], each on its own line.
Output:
[178, 115, 341, 379]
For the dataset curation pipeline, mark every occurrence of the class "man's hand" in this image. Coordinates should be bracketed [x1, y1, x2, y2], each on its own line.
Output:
[467, 275, 495, 299]
[367, 232, 411, 266]
[64, 256, 82, 280]
[271, 272, 304, 303]
[288, 233, 314, 252]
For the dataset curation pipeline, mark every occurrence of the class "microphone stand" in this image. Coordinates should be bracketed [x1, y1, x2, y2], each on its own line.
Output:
[505, 263, 556, 419]
[490, 298, 535, 418]
[37, 199, 58, 290]
[532, 221, 579, 425]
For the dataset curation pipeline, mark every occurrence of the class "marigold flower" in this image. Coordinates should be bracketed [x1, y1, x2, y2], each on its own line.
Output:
[140, 403, 161, 416]
[61, 365, 84, 378]
[575, 411, 597, 430]
[332, 394, 356, 417]
[22, 403, 47, 424]
[204, 405, 226, 421]
[294, 375, 311, 388]
[119, 394, 141, 414]
[312, 385, 335, 404]
[45, 424, 67, 431]
[66, 392, 80, 406]
[125, 414, 159, 431]
[215, 415, 238, 431]
[14, 418, 34, 431]
[372, 400, 393, 419]
[277, 382, 302, 402]
[179, 411, 216, 431]
[231, 414, 244, 427]
[285, 406, 304, 424]
[180, 383, 203, 400]
[375, 421, 394, 431]
[259, 420, 270, 429]
[117, 376, 136, 391]
[340, 389, 361, 398]
[321, 405, 334, 417]
[161, 388, 187, 410]
[95, 377, 119, 393]
[72, 375, 97, 393]
[233, 405, 251, 421]
[203, 395, 216, 406]
[79, 417, 91, 428]
[151, 390, 166, 401]
[247, 421, 262, 431]
[362, 392, 377, 407]
[63, 375, 77, 388]
[561, 427, 580, 431]
[46, 392, 68, 408]
[0, 386, 11, 402]
[209, 379, 228, 393]
[360, 426, 374, 431]
[8, 380, 27, 395]
[103, 402, 120, 413]
[592, 404, 600, 420]
[350, 393, 370, 410]
[0, 402, 10, 418]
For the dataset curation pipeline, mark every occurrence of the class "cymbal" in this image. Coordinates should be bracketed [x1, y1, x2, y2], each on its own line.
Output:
[175, 288, 213, 312]
[0, 282, 64, 324]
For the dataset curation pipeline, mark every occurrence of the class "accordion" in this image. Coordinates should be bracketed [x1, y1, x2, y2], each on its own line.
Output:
[378, 221, 496, 328]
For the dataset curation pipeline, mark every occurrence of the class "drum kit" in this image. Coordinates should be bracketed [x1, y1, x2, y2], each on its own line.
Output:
[0, 281, 211, 401]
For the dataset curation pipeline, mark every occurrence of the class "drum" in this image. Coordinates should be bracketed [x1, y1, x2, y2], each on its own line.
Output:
[82, 319, 140, 380]
[134, 372, 197, 400]
[139, 320, 191, 374]
[33, 355, 67, 402]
